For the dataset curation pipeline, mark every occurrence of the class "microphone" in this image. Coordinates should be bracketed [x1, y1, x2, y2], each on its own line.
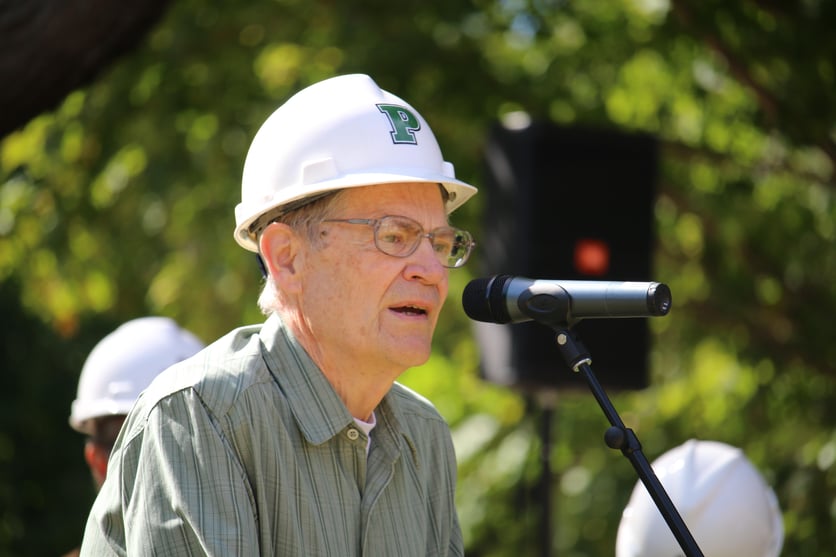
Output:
[462, 274, 672, 326]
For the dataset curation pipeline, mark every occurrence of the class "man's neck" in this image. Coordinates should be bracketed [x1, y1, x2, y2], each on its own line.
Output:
[317, 362, 399, 421]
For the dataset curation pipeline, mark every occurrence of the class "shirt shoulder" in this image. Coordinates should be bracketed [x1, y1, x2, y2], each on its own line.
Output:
[387, 382, 447, 424]
[121, 323, 272, 439]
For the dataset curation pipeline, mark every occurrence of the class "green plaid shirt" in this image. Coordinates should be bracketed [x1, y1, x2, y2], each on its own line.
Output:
[80, 314, 463, 556]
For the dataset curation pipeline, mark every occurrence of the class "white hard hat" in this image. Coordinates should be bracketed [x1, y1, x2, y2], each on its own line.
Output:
[233, 73, 478, 252]
[616, 439, 784, 557]
[69, 317, 204, 434]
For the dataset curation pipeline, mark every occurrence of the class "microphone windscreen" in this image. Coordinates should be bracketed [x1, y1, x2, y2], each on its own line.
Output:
[462, 277, 493, 322]
[462, 275, 514, 323]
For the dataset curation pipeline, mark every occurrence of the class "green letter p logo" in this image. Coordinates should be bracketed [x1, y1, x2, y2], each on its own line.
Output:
[377, 104, 421, 144]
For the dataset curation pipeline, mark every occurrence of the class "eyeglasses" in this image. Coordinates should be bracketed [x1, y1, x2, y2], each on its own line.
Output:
[322, 215, 475, 268]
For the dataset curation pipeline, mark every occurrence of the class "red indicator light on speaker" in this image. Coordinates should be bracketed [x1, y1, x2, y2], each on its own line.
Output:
[574, 238, 610, 276]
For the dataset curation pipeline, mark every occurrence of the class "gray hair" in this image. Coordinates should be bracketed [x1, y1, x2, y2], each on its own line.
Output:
[256, 191, 346, 315]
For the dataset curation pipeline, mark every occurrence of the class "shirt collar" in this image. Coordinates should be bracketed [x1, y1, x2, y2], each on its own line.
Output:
[259, 314, 352, 446]
[258, 314, 411, 455]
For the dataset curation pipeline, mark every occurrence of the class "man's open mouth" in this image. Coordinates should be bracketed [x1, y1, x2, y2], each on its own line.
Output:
[391, 305, 428, 316]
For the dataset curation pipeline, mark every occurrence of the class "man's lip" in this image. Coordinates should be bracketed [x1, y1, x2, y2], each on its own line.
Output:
[388, 301, 434, 315]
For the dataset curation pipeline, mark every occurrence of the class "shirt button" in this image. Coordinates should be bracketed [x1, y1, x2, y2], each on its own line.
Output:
[346, 428, 360, 441]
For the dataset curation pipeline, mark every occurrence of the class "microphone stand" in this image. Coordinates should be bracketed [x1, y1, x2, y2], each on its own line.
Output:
[551, 325, 704, 557]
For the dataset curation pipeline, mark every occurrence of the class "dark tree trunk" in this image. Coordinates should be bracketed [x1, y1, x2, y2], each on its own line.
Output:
[0, 0, 172, 137]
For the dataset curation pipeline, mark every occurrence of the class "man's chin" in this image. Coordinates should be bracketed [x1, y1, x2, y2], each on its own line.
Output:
[388, 342, 432, 371]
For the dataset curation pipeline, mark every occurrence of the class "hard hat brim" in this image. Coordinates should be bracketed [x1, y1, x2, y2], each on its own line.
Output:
[69, 398, 135, 434]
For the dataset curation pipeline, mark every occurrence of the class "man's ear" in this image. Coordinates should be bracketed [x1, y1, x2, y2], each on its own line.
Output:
[259, 222, 304, 294]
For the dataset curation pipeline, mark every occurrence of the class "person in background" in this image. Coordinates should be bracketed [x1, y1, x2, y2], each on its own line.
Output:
[616, 438, 784, 557]
[62, 317, 204, 556]
[70, 316, 205, 487]
[80, 73, 478, 556]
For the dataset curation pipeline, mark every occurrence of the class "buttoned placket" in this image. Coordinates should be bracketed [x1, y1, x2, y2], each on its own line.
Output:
[338, 425, 369, 496]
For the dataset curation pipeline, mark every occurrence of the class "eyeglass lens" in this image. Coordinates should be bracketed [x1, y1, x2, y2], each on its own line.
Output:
[375, 216, 472, 268]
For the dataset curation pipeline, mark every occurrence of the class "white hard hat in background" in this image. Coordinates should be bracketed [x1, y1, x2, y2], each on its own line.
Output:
[234, 73, 478, 252]
[616, 439, 784, 557]
[69, 317, 204, 434]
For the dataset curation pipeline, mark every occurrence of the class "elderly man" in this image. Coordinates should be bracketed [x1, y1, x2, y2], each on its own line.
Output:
[80, 74, 478, 556]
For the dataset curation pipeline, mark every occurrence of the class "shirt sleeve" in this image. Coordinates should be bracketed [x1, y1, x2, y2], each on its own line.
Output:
[444, 432, 465, 557]
[445, 509, 464, 557]
[80, 388, 259, 556]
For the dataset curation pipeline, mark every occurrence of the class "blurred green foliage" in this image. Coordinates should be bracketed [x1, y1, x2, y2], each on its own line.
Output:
[1, 0, 834, 555]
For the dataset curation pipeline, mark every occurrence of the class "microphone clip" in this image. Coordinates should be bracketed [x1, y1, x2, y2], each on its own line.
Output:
[554, 328, 591, 372]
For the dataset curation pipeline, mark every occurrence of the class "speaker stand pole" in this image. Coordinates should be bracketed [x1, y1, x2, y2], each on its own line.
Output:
[535, 391, 558, 557]
[551, 326, 704, 557]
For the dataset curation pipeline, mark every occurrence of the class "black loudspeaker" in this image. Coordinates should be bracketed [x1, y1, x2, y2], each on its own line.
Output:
[474, 120, 659, 393]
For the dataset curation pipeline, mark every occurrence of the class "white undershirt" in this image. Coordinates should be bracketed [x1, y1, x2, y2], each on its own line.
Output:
[353, 412, 376, 456]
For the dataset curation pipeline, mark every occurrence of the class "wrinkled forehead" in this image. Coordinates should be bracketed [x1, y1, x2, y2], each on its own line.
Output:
[336, 182, 449, 218]
[339, 181, 447, 205]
